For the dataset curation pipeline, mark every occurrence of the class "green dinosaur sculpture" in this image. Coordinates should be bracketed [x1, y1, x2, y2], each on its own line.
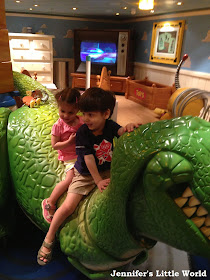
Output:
[4, 72, 210, 278]
[0, 107, 15, 241]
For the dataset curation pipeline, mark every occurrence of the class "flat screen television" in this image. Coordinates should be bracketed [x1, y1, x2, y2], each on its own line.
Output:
[74, 29, 134, 77]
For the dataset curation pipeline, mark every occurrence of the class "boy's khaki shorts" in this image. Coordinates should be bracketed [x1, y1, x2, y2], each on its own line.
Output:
[67, 168, 110, 195]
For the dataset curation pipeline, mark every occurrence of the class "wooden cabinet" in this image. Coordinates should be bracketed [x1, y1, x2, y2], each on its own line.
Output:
[0, 0, 6, 29]
[71, 73, 133, 93]
[0, 0, 14, 94]
[9, 33, 56, 89]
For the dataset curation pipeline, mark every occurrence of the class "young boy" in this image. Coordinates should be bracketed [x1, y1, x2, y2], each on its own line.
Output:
[37, 87, 139, 265]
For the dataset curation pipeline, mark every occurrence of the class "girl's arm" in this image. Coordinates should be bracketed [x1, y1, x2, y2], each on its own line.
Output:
[84, 154, 110, 192]
[51, 133, 76, 150]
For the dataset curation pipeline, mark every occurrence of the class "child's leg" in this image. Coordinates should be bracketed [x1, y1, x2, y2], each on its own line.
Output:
[42, 169, 74, 218]
[38, 192, 83, 264]
[48, 169, 74, 207]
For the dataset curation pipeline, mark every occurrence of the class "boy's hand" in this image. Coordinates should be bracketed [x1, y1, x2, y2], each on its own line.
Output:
[124, 122, 141, 133]
[97, 178, 110, 193]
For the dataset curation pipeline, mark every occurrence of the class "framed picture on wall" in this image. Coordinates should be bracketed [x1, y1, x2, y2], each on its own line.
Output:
[149, 20, 185, 65]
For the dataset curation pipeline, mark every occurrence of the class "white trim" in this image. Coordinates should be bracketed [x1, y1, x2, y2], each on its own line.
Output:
[43, 83, 57, 89]
[134, 62, 210, 80]
[9, 32, 55, 38]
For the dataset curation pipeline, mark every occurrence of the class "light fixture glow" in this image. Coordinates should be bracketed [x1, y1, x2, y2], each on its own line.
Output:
[16, 1, 21, 3]
[177, 2, 182, 5]
[139, 0, 154, 10]
[116, 12, 120, 16]
[72, 7, 77, 10]
[33, 4, 39, 7]
[160, 23, 175, 32]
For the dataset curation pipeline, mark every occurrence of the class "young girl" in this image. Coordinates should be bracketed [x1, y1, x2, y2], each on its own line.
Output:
[41, 87, 83, 224]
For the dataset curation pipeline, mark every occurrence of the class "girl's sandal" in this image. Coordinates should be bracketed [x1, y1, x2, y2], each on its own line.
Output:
[42, 199, 56, 224]
[37, 240, 55, 266]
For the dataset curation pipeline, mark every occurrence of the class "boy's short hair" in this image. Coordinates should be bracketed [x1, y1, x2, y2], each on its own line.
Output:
[79, 87, 116, 117]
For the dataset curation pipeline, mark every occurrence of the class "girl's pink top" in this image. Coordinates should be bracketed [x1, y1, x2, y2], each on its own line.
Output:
[51, 116, 83, 161]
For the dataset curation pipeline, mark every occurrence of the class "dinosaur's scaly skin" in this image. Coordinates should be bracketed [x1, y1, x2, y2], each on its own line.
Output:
[6, 72, 210, 278]
[0, 107, 14, 239]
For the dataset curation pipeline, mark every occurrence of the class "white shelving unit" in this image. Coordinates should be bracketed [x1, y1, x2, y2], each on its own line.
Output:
[9, 33, 56, 89]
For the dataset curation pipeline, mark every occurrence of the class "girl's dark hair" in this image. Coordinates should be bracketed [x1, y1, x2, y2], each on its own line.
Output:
[55, 88, 80, 107]
[79, 87, 116, 117]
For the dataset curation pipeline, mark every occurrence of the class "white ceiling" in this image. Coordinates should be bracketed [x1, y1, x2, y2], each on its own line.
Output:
[5, 0, 210, 19]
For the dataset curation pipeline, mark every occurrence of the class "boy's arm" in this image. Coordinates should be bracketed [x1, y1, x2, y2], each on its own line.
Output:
[84, 154, 110, 193]
[118, 123, 141, 136]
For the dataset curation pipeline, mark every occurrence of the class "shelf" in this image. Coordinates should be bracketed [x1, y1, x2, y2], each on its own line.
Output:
[71, 73, 133, 93]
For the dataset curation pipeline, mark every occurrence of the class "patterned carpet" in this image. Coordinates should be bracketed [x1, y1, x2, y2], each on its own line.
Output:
[0, 209, 89, 280]
[0, 208, 209, 280]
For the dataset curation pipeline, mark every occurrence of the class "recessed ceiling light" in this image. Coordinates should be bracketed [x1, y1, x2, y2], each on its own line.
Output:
[73, 7, 77, 10]
[177, 2, 183, 5]
[29, 8, 33, 11]
[16, 1, 21, 3]
[116, 13, 120, 16]
[123, 7, 127, 10]
[131, 8, 136, 15]
[33, 4, 39, 7]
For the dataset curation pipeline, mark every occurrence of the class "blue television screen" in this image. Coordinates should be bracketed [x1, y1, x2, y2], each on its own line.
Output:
[80, 41, 117, 64]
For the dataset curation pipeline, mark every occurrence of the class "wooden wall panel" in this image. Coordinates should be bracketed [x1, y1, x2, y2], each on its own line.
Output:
[0, 62, 15, 94]
[0, 29, 11, 62]
[0, 0, 6, 29]
[134, 62, 210, 91]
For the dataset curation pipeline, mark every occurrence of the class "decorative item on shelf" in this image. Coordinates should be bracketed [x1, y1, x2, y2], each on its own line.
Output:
[26, 27, 32, 33]
[139, 0, 154, 10]
[34, 72, 37, 80]
[36, 30, 45, 35]
[150, 20, 185, 65]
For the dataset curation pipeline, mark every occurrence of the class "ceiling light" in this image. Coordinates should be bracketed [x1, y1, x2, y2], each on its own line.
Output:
[131, 8, 136, 15]
[16, 1, 21, 3]
[150, 9, 154, 13]
[139, 0, 154, 10]
[123, 7, 127, 10]
[29, 8, 33, 11]
[72, 7, 77, 10]
[116, 13, 120, 16]
[177, 2, 183, 5]
[34, 4, 39, 7]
